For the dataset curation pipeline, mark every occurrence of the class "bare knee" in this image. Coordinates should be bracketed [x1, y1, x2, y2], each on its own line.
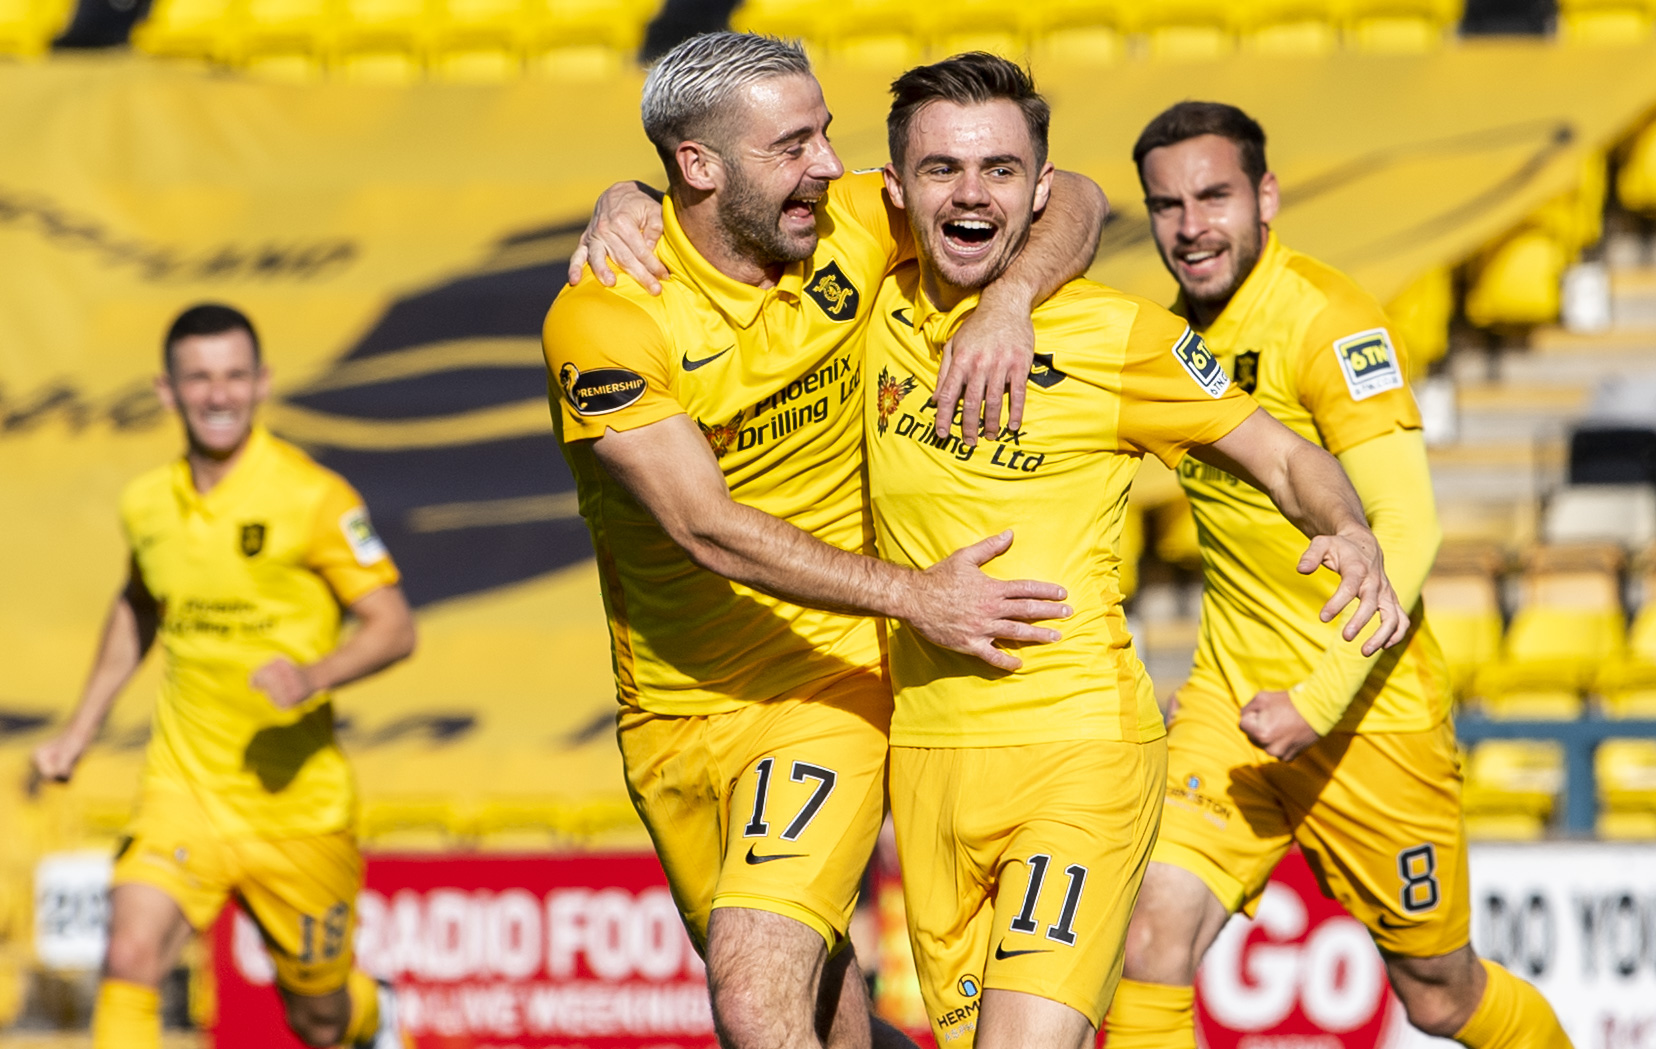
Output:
[1386, 946, 1484, 1038]
[706, 907, 829, 1049]
[281, 989, 350, 1048]
[1121, 863, 1229, 985]
[103, 927, 167, 987]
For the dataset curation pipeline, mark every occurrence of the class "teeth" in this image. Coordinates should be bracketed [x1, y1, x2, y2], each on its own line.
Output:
[951, 220, 993, 230]
[1183, 251, 1217, 263]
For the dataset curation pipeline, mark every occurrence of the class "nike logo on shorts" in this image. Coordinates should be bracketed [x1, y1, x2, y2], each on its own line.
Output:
[1375, 912, 1411, 930]
[994, 939, 1049, 960]
[745, 844, 805, 864]
[683, 346, 734, 371]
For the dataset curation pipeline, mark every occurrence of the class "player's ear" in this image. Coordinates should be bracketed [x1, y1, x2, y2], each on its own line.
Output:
[153, 373, 177, 414]
[1257, 171, 1280, 226]
[253, 364, 272, 404]
[677, 141, 720, 193]
[882, 162, 906, 210]
[1032, 161, 1056, 214]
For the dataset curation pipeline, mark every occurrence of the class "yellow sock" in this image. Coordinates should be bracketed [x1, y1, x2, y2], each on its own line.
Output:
[1104, 978, 1197, 1049]
[92, 979, 161, 1049]
[1455, 959, 1571, 1049]
[341, 969, 382, 1046]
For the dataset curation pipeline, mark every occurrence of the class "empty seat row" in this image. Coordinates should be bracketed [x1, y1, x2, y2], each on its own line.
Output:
[1464, 737, 1656, 840]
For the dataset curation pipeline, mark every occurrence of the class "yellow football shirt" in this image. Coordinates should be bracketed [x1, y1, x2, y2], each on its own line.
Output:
[867, 265, 1259, 748]
[119, 426, 399, 838]
[542, 172, 907, 716]
[1177, 231, 1451, 732]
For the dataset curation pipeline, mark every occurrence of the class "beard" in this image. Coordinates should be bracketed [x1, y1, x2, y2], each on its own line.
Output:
[1179, 216, 1266, 316]
[716, 162, 823, 269]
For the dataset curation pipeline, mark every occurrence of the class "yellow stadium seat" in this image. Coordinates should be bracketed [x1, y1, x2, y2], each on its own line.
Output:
[1131, 0, 1237, 58]
[1478, 564, 1625, 718]
[1619, 118, 1656, 216]
[1385, 266, 1452, 376]
[826, 0, 924, 67]
[431, 0, 525, 52]
[430, 44, 521, 79]
[1464, 227, 1568, 329]
[1421, 571, 1503, 699]
[1532, 154, 1607, 258]
[1558, 0, 1655, 44]
[132, 0, 240, 59]
[927, 0, 1034, 60]
[1344, 0, 1459, 51]
[1598, 809, 1656, 838]
[1597, 737, 1656, 808]
[359, 798, 473, 851]
[1237, 0, 1339, 54]
[333, 0, 429, 70]
[236, 0, 334, 65]
[731, 0, 830, 51]
[1462, 740, 1562, 839]
[1599, 572, 1656, 715]
[1031, 0, 1125, 63]
[0, 0, 69, 56]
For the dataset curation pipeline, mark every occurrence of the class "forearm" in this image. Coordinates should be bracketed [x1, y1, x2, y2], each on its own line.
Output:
[982, 171, 1105, 310]
[1288, 429, 1441, 732]
[61, 596, 149, 748]
[677, 498, 918, 619]
[305, 597, 416, 694]
[1273, 440, 1372, 543]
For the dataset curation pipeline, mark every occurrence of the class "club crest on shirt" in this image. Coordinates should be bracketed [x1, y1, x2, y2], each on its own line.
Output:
[239, 522, 266, 557]
[698, 412, 745, 458]
[559, 362, 648, 416]
[1333, 328, 1403, 401]
[876, 367, 918, 435]
[1232, 349, 1260, 393]
[1171, 328, 1229, 398]
[1028, 352, 1068, 389]
[805, 260, 859, 321]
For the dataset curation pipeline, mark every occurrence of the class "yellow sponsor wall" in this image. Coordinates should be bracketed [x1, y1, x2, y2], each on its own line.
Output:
[1, 43, 1654, 843]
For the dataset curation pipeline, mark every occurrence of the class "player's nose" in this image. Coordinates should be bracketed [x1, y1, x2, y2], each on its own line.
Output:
[809, 139, 845, 181]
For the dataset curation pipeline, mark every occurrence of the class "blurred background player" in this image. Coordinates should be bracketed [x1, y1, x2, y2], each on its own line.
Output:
[868, 55, 1408, 1049]
[29, 304, 417, 1049]
[1103, 103, 1569, 1049]
[542, 31, 1104, 1049]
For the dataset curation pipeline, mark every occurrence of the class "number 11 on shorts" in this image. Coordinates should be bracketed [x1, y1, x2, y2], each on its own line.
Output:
[1009, 854, 1088, 946]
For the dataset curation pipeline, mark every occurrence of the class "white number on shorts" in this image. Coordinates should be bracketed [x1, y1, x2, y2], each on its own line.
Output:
[1007, 854, 1088, 945]
[743, 757, 776, 838]
[1397, 843, 1441, 914]
[782, 763, 838, 841]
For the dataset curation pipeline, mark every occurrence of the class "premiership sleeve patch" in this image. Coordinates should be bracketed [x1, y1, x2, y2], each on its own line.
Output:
[1171, 328, 1230, 398]
[559, 362, 648, 416]
[339, 507, 389, 566]
[1333, 328, 1404, 401]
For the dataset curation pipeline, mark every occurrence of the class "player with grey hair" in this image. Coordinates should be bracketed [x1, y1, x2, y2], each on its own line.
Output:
[544, 30, 1108, 1049]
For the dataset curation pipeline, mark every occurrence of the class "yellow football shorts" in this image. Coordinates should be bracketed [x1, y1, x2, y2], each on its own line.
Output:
[618, 668, 891, 952]
[112, 783, 362, 996]
[1156, 686, 1470, 957]
[890, 738, 1166, 1045]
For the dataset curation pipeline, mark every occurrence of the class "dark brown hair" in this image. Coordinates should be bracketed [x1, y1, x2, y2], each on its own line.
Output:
[164, 303, 261, 372]
[887, 52, 1050, 170]
[1132, 101, 1268, 187]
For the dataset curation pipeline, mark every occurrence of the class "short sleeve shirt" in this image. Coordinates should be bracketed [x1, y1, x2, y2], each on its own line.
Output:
[119, 427, 399, 837]
[542, 171, 907, 715]
[867, 267, 1259, 748]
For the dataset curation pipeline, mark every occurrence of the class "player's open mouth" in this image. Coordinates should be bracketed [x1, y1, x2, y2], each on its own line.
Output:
[1176, 246, 1225, 276]
[942, 219, 998, 255]
[782, 197, 819, 222]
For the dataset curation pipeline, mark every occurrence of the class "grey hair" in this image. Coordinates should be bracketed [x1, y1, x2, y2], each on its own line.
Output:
[640, 32, 813, 175]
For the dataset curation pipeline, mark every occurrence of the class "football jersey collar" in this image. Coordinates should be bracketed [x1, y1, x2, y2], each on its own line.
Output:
[171, 424, 274, 515]
[1189, 229, 1286, 347]
[661, 197, 807, 330]
[914, 281, 981, 357]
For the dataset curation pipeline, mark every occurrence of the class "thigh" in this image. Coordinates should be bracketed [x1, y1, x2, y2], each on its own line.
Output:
[1155, 687, 1295, 919]
[1281, 720, 1470, 957]
[232, 831, 365, 997]
[713, 670, 892, 949]
[112, 785, 235, 932]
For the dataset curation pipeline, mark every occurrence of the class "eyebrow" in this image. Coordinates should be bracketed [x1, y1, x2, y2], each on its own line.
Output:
[769, 113, 831, 150]
[1144, 179, 1233, 205]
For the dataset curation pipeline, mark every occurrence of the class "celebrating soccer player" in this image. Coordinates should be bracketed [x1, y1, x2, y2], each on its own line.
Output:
[1102, 103, 1569, 1049]
[30, 304, 415, 1049]
[542, 32, 1105, 1049]
[867, 55, 1406, 1049]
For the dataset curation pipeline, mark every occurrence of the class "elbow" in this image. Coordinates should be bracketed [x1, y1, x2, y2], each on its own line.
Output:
[389, 617, 418, 665]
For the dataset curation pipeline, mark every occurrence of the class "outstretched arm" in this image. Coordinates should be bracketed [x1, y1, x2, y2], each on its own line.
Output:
[939, 170, 1108, 444]
[593, 413, 1072, 670]
[30, 567, 159, 787]
[252, 585, 417, 709]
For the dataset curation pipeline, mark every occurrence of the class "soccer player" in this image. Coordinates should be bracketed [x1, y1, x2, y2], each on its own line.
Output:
[1102, 103, 1569, 1048]
[540, 33, 1106, 1049]
[30, 304, 415, 1049]
[866, 56, 1407, 1049]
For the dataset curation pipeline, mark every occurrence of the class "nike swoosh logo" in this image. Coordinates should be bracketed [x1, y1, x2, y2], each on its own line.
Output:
[683, 345, 734, 371]
[745, 845, 806, 864]
[994, 940, 1049, 960]
[892, 308, 913, 327]
[1375, 912, 1410, 929]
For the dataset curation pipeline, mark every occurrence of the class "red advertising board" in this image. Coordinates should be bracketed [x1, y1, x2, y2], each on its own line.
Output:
[1195, 849, 1403, 1049]
[211, 853, 717, 1049]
